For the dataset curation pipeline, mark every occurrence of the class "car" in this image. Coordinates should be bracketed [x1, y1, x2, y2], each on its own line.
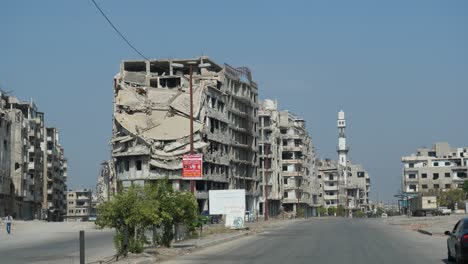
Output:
[445, 218, 468, 263]
[439, 207, 452, 216]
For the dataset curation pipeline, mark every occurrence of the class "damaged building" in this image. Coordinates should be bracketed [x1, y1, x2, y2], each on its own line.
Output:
[112, 56, 259, 212]
[96, 160, 117, 203]
[0, 91, 67, 220]
[316, 111, 371, 213]
[258, 99, 319, 217]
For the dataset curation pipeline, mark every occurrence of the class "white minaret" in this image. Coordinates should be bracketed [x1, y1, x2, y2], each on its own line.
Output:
[337, 110, 348, 167]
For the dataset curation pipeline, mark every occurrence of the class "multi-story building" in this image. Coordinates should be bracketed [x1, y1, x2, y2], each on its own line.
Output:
[66, 189, 92, 222]
[401, 142, 468, 193]
[0, 91, 67, 220]
[258, 99, 318, 217]
[316, 111, 371, 212]
[278, 110, 317, 216]
[258, 99, 282, 217]
[0, 92, 13, 217]
[43, 127, 68, 221]
[111, 56, 259, 212]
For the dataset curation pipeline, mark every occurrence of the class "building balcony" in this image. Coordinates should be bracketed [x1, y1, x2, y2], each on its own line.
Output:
[47, 150, 52, 155]
[28, 162, 35, 170]
[324, 185, 339, 191]
[282, 171, 301, 177]
[282, 198, 302, 204]
[405, 178, 419, 182]
[282, 134, 301, 139]
[282, 159, 302, 164]
[283, 185, 302, 190]
[47, 136, 52, 142]
[283, 146, 303, 152]
[324, 195, 339, 200]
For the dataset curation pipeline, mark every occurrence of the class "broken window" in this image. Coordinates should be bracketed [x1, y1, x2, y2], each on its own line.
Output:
[136, 160, 142, 171]
[149, 79, 158, 88]
[124, 61, 146, 72]
[218, 101, 225, 112]
[15, 163, 20, 170]
[159, 77, 180, 88]
[433, 173, 439, 180]
[125, 160, 130, 171]
[211, 98, 216, 108]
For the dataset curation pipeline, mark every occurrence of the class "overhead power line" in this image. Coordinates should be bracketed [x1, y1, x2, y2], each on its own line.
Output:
[91, 0, 149, 60]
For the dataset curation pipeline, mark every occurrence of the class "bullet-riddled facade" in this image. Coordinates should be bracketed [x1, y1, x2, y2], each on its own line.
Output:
[258, 99, 318, 217]
[112, 56, 259, 212]
[0, 91, 67, 220]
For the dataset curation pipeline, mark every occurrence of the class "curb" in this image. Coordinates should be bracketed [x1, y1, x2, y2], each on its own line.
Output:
[417, 229, 433, 236]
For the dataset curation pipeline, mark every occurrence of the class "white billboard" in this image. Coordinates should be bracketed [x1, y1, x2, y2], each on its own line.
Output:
[209, 189, 245, 215]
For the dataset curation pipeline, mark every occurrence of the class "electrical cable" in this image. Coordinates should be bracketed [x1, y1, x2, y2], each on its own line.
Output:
[91, 0, 149, 60]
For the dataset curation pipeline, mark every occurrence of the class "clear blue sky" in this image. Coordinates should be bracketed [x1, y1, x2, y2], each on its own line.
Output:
[1, 0, 467, 202]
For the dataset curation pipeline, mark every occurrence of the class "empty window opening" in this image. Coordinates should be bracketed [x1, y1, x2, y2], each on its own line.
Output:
[136, 160, 142, 171]
[124, 61, 146, 72]
[125, 160, 130, 171]
[159, 77, 180, 88]
[149, 79, 159, 88]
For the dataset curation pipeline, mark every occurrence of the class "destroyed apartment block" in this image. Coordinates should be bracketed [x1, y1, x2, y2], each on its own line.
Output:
[112, 56, 259, 211]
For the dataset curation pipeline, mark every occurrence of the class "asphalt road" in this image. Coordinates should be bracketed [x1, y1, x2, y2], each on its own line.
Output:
[164, 218, 450, 264]
[0, 229, 115, 264]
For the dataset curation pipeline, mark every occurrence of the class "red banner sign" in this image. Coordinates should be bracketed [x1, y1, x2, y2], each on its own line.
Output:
[182, 154, 203, 179]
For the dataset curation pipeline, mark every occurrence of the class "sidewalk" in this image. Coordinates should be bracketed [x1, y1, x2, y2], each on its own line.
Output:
[385, 214, 467, 236]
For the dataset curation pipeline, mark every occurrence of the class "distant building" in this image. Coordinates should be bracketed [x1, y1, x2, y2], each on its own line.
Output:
[66, 189, 92, 222]
[316, 111, 371, 212]
[0, 91, 67, 220]
[258, 99, 318, 217]
[401, 142, 468, 193]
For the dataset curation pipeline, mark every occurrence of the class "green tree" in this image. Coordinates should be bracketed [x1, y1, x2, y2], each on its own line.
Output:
[327, 207, 336, 216]
[336, 205, 346, 217]
[96, 179, 199, 253]
[317, 206, 327, 217]
[354, 210, 365, 218]
[439, 189, 465, 210]
[96, 184, 161, 254]
[463, 181, 468, 196]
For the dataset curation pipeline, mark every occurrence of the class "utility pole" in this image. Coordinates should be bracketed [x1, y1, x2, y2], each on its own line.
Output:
[189, 63, 195, 194]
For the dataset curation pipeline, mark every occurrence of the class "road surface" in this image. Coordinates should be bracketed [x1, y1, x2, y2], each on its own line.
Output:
[164, 218, 449, 264]
[0, 222, 114, 264]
